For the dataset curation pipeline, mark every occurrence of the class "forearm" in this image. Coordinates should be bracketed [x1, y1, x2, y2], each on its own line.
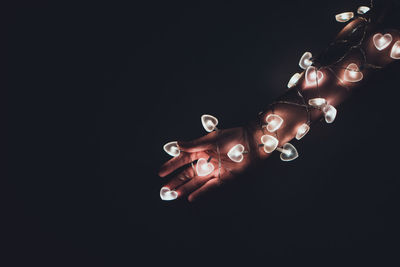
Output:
[246, 7, 400, 161]
[158, 1, 400, 202]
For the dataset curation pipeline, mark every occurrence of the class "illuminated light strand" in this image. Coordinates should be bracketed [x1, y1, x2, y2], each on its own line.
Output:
[160, 3, 400, 200]
[335, 12, 354, 23]
[163, 141, 180, 157]
[259, 6, 399, 162]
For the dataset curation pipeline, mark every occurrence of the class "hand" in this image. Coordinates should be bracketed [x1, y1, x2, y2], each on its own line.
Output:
[158, 127, 257, 202]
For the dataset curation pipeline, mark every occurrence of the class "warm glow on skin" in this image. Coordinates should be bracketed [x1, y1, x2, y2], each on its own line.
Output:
[158, 9, 400, 202]
[251, 21, 400, 161]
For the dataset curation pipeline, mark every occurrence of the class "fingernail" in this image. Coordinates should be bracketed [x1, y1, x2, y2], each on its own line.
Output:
[160, 187, 178, 201]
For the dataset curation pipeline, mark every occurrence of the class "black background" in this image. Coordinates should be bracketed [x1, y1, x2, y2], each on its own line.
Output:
[4, 0, 400, 266]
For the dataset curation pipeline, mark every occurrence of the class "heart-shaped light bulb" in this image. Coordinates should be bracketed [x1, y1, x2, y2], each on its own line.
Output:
[308, 98, 327, 108]
[227, 144, 245, 163]
[160, 187, 178, 201]
[305, 66, 324, 87]
[265, 114, 283, 133]
[335, 12, 354, 22]
[277, 143, 298, 162]
[295, 123, 310, 140]
[196, 158, 214, 176]
[343, 63, 363, 82]
[201, 114, 218, 132]
[322, 104, 337, 123]
[357, 6, 370, 14]
[287, 73, 302, 88]
[261, 134, 278, 153]
[390, 41, 400, 59]
[299, 52, 313, 70]
[163, 141, 180, 157]
[373, 33, 393, 51]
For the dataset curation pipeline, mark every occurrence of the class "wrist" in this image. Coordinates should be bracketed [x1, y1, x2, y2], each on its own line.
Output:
[244, 120, 271, 161]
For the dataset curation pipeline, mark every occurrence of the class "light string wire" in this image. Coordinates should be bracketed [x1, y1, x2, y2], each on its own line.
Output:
[160, 0, 400, 200]
[260, 1, 388, 139]
[162, 0, 400, 193]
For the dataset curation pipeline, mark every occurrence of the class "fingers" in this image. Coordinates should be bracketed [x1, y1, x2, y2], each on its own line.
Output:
[163, 165, 196, 191]
[178, 132, 217, 153]
[188, 178, 222, 202]
[175, 174, 214, 199]
[158, 151, 208, 177]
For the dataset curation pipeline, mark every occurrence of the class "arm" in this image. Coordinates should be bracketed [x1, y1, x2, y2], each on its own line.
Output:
[158, 1, 400, 202]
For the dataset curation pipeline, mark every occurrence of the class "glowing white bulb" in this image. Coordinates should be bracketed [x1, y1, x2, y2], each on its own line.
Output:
[357, 6, 370, 14]
[299, 52, 313, 70]
[196, 158, 214, 176]
[295, 123, 310, 140]
[308, 98, 327, 108]
[261, 134, 278, 153]
[201, 114, 218, 132]
[390, 41, 400, 59]
[265, 114, 283, 133]
[160, 187, 178, 201]
[287, 73, 302, 88]
[373, 33, 393, 51]
[227, 144, 245, 163]
[305, 66, 324, 87]
[276, 143, 298, 161]
[343, 63, 363, 82]
[335, 12, 354, 22]
[322, 104, 337, 123]
[163, 141, 180, 157]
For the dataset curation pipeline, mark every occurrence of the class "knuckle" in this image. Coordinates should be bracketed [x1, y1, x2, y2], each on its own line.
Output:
[182, 168, 193, 179]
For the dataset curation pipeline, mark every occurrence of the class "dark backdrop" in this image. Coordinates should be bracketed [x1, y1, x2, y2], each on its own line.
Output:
[4, 0, 400, 266]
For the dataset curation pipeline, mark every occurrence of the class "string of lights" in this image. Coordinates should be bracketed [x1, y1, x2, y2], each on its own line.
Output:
[160, 1, 400, 200]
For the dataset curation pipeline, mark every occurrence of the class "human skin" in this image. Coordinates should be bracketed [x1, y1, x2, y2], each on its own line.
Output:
[158, 9, 400, 202]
